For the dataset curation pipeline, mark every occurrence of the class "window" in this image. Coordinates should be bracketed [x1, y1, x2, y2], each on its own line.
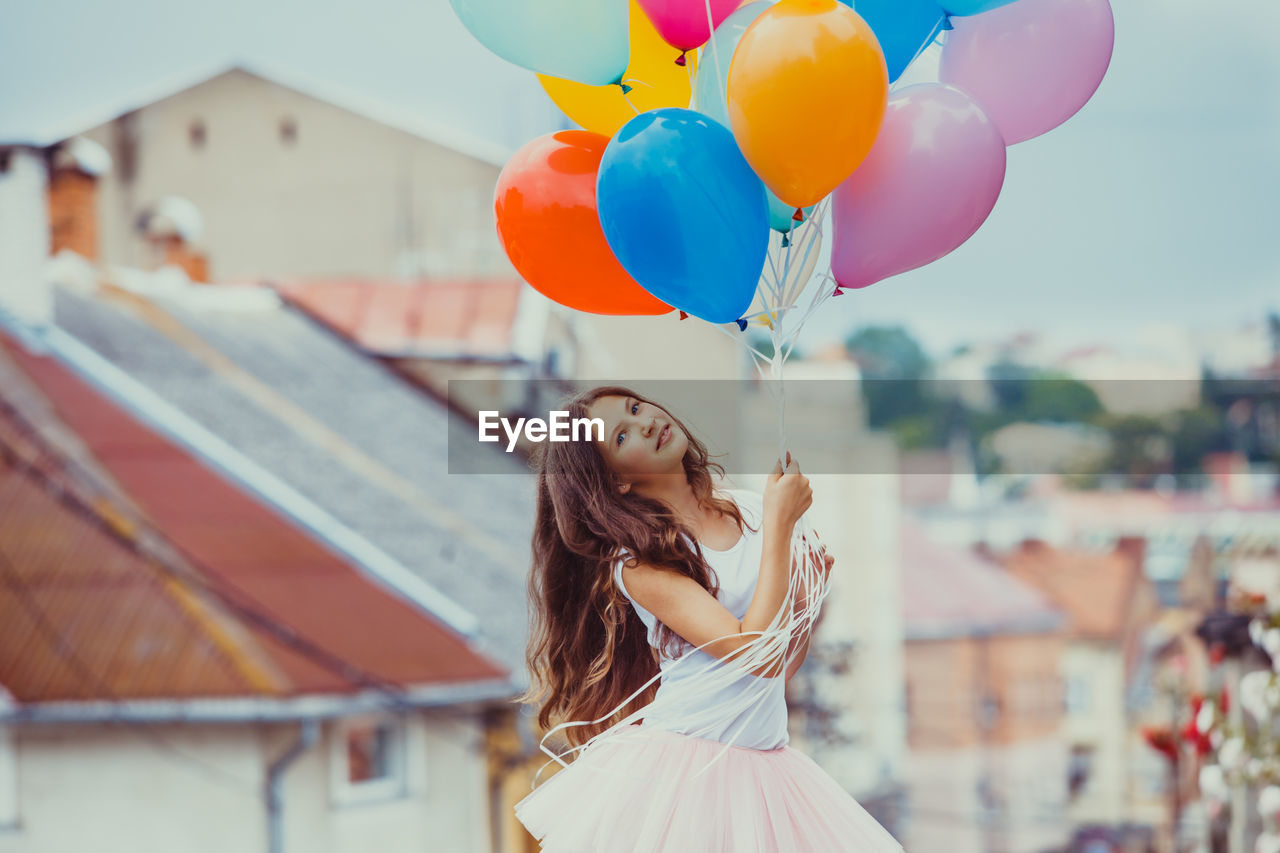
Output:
[279, 117, 297, 146]
[1068, 745, 1095, 800]
[1065, 675, 1091, 715]
[1, 724, 16, 830]
[330, 716, 408, 805]
[188, 119, 206, 150]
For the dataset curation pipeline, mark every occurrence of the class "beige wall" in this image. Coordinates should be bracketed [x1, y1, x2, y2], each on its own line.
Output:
[567, 312, 743, 382]
[906, 631, 1066, 750]
[81, 69, 509, 282]
[0, 713, 492, 853]
[1062, 642, 1131, 826]
[1, 723, 265, 853]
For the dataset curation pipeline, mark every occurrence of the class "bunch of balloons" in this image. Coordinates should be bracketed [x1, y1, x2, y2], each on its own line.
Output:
[459, 0, 1114, 352]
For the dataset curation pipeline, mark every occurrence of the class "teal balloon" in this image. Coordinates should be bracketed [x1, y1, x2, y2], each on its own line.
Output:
[693, 1, 771, 129]
[596, 109, 769, 324]
[693, 2, 813, 235]
[842, 0, 948, 82]
[448, 0, 629, 86]
[766, 194, 815, 235]
[942, 0, 1020, 14]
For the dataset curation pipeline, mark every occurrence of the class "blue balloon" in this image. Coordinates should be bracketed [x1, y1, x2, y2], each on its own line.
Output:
[942, 0, 1019, 15]
[597, 109, 769, 325]
[843, 0, 949, 83]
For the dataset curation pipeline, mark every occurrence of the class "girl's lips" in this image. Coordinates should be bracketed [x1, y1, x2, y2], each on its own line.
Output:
[657, 424, 671, 450]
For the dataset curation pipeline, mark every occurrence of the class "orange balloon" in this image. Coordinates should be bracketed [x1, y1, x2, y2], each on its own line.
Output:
[494, 131, 671, 316]
[726, 0, 889, 209]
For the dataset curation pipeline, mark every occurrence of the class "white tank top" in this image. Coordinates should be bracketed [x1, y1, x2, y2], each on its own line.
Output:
[613, 489, 790, 750]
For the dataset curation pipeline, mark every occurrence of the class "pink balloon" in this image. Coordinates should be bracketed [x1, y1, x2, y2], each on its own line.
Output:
[939, 0, 1115, 145]
[831, 84, 1006, 290]
[638, 0, 741, 52]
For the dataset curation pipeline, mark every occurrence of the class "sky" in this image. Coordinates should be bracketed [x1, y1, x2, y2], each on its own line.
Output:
[2, 0, 1277, 357]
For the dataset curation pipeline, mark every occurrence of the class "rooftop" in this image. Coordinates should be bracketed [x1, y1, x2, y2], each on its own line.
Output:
[0, 331, 508, 707]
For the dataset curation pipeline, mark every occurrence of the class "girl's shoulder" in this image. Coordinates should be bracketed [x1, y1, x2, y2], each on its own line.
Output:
[716, 487, 764, 525]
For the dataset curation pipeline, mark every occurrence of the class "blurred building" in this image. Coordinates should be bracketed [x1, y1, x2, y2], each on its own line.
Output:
[0, 329, 517, 852]
[900, 520, 1070, 853]
[997, 539, 1161, 833]
[53, 61, 739, 384]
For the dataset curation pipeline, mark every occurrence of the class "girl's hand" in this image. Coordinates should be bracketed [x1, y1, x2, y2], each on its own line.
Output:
[764, 453, 812, 533]
[809, 528, 834, 583]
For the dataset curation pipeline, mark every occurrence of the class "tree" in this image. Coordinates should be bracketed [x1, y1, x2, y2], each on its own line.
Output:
[844, 326, 933, 429]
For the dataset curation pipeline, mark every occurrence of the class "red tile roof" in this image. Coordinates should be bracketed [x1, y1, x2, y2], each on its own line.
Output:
[901, 519, 1063, 639]
[0, 334, 506, 704]
[272, 277, 525, 358]
[995, 540, 1144, 641]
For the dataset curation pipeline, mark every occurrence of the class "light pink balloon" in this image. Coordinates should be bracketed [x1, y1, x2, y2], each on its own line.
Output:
[831, 84, 1006, 290]
[939, 0, 1115, 145]
[638, 0, 741, 52]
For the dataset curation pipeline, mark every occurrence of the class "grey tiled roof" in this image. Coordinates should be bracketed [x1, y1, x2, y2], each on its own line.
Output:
[53, 287, 536, 676]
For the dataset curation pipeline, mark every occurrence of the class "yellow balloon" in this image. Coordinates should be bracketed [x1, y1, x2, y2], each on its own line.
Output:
[727, 0, 888, 209]
[539, 1, 696, 137]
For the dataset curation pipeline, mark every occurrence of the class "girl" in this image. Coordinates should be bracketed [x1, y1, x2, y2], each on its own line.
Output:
[516, 386, 903, 852]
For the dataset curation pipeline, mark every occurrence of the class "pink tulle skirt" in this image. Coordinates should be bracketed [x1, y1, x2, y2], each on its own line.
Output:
[515, 726, 905, 852]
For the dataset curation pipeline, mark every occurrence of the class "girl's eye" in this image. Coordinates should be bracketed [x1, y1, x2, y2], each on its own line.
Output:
[616, 431, 626, 446]
[630, 402, 639, 415]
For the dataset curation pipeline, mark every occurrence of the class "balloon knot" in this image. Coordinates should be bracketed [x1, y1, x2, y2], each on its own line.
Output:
[735, 318, 748, 331]
[832, 285, 846, 297]
[792, 208, 804, 222]
[678, 310, 689, 321]
[675, 52, 687, 67]
[941, 14, 953, 30]
[620, 82, 633, 94]
[780, 234, 791, 248]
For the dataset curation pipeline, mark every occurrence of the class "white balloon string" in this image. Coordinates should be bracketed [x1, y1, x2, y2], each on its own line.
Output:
[704, 0, 728, 118]
[619, 87, 642, 115]
[711, 322, 771, 363]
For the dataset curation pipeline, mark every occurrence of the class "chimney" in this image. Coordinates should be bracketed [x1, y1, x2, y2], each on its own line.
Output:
[138, 196, 209, 283]
[0, 145, 53, 328]
[47, 137, 111, 261]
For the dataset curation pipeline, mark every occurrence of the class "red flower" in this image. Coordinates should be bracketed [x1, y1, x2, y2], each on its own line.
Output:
[1142, 725, 1179, 761]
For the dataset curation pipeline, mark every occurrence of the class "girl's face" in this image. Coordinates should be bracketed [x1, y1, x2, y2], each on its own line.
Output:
[586, 394, 689, 488]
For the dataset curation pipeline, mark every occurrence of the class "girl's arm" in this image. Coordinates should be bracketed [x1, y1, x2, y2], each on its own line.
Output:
[622, 458, 811, 679]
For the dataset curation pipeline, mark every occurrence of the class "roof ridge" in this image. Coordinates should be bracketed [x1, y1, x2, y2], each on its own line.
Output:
[15, 58, 514, 166]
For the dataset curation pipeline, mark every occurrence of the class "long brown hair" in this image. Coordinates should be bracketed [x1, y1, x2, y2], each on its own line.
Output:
[521, 385, 748, 747]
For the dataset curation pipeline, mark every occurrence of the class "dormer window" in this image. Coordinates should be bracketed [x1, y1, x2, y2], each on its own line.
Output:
[279, 117, 297, 146]
[188, 120, 206, 150]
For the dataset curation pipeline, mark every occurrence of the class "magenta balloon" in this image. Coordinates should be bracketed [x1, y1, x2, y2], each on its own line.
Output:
[638, 0, 741, 52]
[939, 0, 1115, 145]
[831, 84, 1006, 290]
